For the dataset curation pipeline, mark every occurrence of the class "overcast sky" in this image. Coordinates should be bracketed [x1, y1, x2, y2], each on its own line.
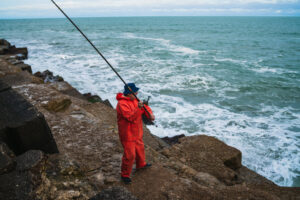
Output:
[0, 0, 300, 18]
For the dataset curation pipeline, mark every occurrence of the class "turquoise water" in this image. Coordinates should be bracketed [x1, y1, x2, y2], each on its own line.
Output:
[1, 17, 299, 186]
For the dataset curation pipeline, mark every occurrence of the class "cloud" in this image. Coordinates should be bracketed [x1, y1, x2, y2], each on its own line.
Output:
[0, 0, 299, 17]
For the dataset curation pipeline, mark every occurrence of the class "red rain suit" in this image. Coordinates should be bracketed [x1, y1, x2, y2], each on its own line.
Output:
[116, 93, 153, 178]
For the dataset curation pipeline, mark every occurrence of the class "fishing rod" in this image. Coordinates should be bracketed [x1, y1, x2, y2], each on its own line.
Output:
[51, 0, 154, 123]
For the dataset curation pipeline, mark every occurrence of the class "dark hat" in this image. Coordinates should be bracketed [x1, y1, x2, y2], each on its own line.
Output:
[124, 83, 139, 95]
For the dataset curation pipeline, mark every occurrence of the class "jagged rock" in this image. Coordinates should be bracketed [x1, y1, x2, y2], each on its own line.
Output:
[83, 93, 103, 103]
[16, 150, 44, 171]
[89, 186, 138, 200]
[0, 80, 58, 155]
[42, 97, 72, 112]
[34, 70, 64, 83]
[0, 142, 16, 175]
[103, 99, 113, 108]
[162, 134, 185, 145]
[0, 39, 27, 59]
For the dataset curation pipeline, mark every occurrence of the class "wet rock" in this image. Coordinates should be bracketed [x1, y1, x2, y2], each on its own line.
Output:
[0, 80, 58, 155]
[0, 142, 16, 174]
[89, 186, 138, 200]
[16, 150, 44, 171]
[34, 70, 64, 83]
[15, 53, 26, 60]
[42, 97, 72, 112]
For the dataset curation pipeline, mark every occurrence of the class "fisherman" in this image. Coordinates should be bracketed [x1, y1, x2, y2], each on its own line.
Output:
[116, 83, 155, 184]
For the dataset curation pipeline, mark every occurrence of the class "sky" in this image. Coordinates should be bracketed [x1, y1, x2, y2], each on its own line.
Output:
[0, 0, 300, 18]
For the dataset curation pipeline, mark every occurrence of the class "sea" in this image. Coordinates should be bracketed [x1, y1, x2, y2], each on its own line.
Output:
[0, 16, 299, 187]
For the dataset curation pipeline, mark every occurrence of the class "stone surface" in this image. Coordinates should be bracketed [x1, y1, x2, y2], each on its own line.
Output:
[42, 97, 72, 112]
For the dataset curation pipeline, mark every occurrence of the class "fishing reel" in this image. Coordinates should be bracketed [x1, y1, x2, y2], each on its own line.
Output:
[142, 96, 154, 125]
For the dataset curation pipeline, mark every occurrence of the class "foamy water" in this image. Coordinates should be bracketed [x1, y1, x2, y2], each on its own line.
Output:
[1, 17, 299, 187]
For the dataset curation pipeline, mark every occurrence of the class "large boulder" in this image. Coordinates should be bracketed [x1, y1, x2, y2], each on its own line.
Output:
[166, 135, 242, 185]
[0, 80, 58, 155]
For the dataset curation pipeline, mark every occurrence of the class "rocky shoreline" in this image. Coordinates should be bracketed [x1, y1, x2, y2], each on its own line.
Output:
[0, 39, 299, 200]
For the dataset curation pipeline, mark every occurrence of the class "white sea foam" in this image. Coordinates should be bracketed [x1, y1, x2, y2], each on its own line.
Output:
[122, 33, 200, 55]
[213, 56, 248, 66]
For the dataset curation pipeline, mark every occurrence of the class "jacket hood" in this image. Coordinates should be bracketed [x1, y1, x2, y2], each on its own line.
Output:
[116, 93, 132, 101]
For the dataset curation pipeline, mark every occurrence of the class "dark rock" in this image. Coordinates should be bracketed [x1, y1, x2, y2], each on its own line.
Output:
[15, 62, 32, 74]
[103, 99, 113, 108]
[34, 70, 64, 83]
[0, 80, 10, 92]
[0, 39, 28, 59]
[16, 53, 26, 60]
[83, 93, 103, 103]
[83, 92, 113, 108]
[0, 142, 16, 175]
[33, 71, 43, 78]
[0, 39, 11, 46]
[162, 134, 185, 145]
[0, 163, 44, 200]
[89, 186, 138, 200]
[0, 80, 58, 155]
[16, 150, 44, 171]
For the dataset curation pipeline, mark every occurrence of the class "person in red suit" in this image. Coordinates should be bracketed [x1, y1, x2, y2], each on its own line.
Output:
[116, 83, 155, 184]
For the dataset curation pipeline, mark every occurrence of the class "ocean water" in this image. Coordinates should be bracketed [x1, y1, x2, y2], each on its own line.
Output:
[0, 17, 299, 187]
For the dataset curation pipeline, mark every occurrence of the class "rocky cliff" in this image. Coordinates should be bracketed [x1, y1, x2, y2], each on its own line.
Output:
[0, 40, 299, 200]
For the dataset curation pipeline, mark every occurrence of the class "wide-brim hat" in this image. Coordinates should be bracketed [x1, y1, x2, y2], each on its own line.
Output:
[124, 83, 139, 95]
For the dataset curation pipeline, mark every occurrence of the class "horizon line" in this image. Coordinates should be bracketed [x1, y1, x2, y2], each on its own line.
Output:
[1, 15, 299, 20]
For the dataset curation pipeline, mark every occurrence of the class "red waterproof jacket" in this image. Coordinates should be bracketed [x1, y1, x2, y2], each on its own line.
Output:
[116, 93, 153, 141]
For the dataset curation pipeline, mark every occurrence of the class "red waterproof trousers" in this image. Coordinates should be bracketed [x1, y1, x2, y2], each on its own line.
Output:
[116, 93, 153, 177]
